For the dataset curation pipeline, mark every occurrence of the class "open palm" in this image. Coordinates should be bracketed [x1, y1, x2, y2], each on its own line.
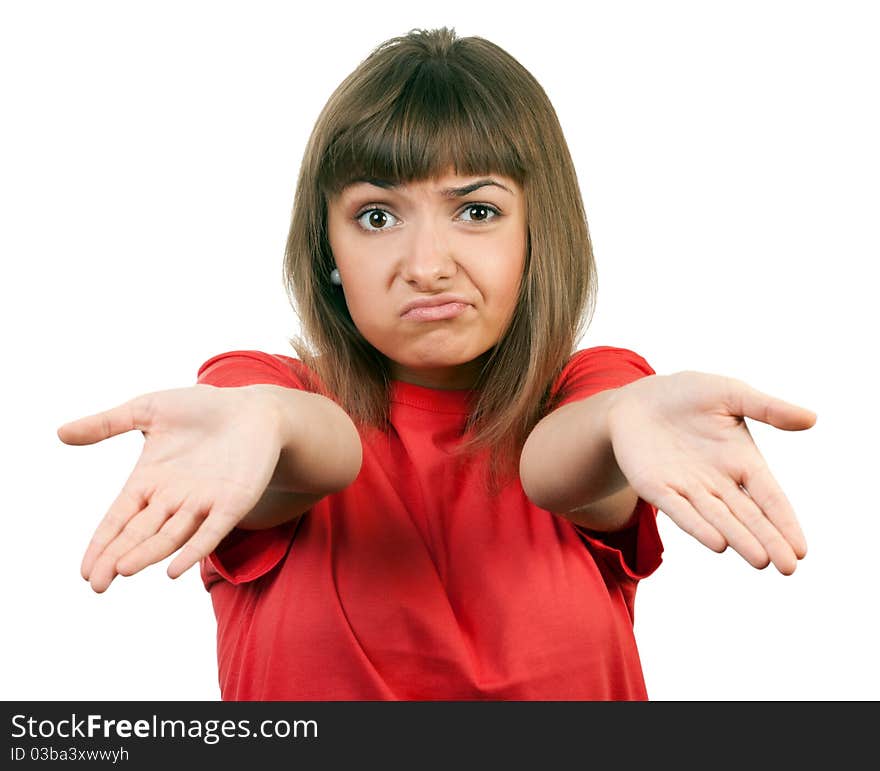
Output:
[57, 384, 282, 592]
[607, 371, 816, 574]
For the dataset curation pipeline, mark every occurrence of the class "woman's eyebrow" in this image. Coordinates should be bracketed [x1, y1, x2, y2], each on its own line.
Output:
[348, 177, 513, 197]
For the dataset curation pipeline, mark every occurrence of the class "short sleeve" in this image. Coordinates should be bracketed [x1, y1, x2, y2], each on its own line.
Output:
[194, 349, 315, 591]
[200, 518, 303, 590]
[549, 346, 664, 582]
[572, 498, 663, 582]
[197, 349, 311, 390]
[549, 345, 656, 410]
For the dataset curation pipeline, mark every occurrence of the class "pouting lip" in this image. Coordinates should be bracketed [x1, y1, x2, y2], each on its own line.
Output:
[400, 294, 472, 316]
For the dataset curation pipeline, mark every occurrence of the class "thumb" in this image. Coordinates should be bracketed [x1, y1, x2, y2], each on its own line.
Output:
[57, 399, 142, 445]
[730, 378, 818, 431]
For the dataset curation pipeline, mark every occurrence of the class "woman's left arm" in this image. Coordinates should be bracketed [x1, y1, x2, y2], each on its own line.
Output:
[521, 371, 817, 575]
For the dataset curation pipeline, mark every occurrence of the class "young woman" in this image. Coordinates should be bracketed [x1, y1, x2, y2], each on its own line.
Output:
[57, 27, 816, 700]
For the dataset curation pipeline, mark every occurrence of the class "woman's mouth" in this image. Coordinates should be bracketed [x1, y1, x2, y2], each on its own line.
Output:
[401, 302, 470, 322]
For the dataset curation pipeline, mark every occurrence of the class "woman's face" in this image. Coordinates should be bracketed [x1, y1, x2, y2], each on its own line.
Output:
[326, 168, 528, 389]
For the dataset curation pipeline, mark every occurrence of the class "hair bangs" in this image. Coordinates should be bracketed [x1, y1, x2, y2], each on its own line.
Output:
[319, 60, 525, 198]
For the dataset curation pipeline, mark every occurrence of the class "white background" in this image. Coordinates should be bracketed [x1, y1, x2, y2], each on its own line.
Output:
[2, 0, 877, 701]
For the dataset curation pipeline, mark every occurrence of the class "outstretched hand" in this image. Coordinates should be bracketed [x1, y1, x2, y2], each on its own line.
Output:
[57, 384, 283, 592]
[607, 371, 817, 575]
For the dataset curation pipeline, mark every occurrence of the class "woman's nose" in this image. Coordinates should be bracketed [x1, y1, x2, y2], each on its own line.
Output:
[398, 218, 457, 287]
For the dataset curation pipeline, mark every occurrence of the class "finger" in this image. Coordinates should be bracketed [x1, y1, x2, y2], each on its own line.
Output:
[88, 492, 178, 593]
[81, 483, 149, 580]
[110, 494, 188, 576]
[116, 496, 208, 576]
[741, 464, 808, 560]
[166, 503, 244, 579]
[716, 479, 799, 575]
[654, 487, 728, 553]
[683, 483, 771, 570]
[727, 379, 817, 431]
[58, 397, 145, 446]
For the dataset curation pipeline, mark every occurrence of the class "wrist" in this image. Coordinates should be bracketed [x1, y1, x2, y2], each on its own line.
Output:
[243, 384, 362, 495]
[605, 374, 660, 437]
[240, 383, 293, 443]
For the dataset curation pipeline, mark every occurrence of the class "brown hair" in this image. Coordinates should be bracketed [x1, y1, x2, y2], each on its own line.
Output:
[282, 26, 597, 496]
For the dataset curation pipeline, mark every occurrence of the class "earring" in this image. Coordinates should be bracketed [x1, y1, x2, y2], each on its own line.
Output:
[330, 267, 342, 286]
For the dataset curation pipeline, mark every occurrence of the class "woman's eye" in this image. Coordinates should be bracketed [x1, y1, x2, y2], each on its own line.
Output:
[355, 208, 399, 232]
[459, 204, 500, 223]
[354, 204, 501, 233]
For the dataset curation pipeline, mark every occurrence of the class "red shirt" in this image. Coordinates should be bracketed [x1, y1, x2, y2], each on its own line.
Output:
[197, 346, 663, 700]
